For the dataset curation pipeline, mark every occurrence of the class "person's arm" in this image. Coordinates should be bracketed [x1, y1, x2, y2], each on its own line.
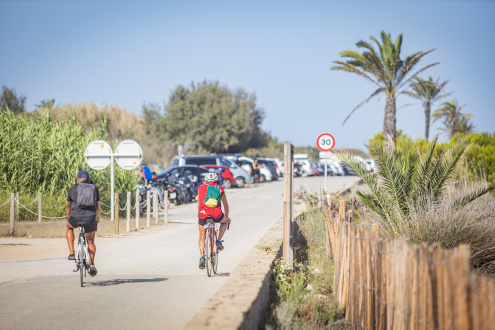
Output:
[66, 202, 72, 218]
[221, 194, 230, 221]
[95, 201, 100, 224]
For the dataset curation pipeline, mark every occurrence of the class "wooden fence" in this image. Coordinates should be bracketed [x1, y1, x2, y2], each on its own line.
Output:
[324, 201, 495, 330]
[1, 190, 168, 236]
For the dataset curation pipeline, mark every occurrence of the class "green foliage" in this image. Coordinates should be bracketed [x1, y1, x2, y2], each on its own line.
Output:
[162, 81, 268, 154]
[337, 136, 494, 238]
[449, 132, 495, 182]
[1, 86, 26, 114]
[0, 111, 138, 220]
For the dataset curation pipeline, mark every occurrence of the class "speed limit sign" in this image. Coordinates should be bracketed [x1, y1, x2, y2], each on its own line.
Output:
[317, 133, 335, 152]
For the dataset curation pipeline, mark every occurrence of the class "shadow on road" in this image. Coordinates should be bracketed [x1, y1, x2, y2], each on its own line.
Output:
[211, 272, 230, 277]
[86, 277, 168, 287]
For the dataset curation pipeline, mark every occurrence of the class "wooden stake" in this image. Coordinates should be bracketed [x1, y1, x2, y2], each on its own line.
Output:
[38, 192, 42, 224]
[10, 193, 15, 236]
[126, 191, 131, 233]
[114, 193, 119, 235]
[135, 190, 140, 230]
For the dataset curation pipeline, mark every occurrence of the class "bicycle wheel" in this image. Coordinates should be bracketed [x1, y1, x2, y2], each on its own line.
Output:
[205, 233, 211, 277]
[213, 231, 219, 274]
[79, 244, 84, 287]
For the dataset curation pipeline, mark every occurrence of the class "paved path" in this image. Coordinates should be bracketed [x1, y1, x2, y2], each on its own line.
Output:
[0, 175, 357, 330]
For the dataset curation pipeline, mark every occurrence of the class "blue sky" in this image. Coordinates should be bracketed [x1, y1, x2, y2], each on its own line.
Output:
[1, 0, 494, 151]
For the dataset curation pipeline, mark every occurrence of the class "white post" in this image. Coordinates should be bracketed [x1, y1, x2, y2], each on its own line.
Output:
[153, 190, 158, 224]
[135, 190, 140, 230]
[164, 192, 168, 224]
[111, 154, 115, 222]
[146, 190, 151, 227]
[10, 193, 15, 236]
[126, 191, 131, 232]
[324, 159, 328, 195]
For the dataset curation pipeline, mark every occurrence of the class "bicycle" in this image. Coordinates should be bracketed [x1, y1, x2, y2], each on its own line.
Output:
[73, 224, 90, 287]
[204, 219, 219, 277]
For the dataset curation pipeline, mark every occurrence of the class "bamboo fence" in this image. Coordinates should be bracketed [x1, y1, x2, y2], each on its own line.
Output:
[324, 200, 495, 330]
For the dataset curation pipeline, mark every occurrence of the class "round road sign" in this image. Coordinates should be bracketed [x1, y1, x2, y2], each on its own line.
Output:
[115, 139, 143, 170]
[317, 133, 335, 152]
[84, 140, 112, 170]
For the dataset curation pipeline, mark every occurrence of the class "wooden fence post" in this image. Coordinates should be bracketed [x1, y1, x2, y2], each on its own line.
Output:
[283, 142, 294, 265]
[10, 193, 15, 235]
[453, 245, 471, 329]
[339, 199, 346, 219]
[38, 192, 42, 224]
[126, 191, 131, 233]
[114, 193, 119, 235]
[164, 191, 168, 224]
[146, 190, 151, 227]
[16, 192, 20, 221]
[135, 190, 140, 230]
[153, 190, 158, 224]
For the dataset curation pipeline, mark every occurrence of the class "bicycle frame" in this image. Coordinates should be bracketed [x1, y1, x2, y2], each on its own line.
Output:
[74, 226, 89, 286]
[204, 220, 219, 276]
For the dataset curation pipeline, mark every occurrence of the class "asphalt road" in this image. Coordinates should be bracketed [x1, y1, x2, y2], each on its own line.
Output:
[0, 175, 358, 330]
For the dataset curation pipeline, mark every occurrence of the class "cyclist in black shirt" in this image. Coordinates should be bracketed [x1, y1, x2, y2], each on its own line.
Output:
[66, 170, 100, 276]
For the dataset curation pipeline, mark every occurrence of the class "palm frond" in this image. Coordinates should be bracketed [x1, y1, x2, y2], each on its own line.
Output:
[342, 88, 382, 125]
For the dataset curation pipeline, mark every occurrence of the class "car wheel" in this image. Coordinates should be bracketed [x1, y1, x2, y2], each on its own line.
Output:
[235, 177, 245, 188]
[222, 179, 232, 189]
[260, 174, 266, 183]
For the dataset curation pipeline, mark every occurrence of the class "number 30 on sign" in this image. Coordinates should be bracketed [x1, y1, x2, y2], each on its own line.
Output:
[317, 133, 335, 152]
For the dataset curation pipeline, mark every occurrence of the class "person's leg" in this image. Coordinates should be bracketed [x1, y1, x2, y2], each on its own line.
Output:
[198, 225, 205, 256]
[85, 231, 96, 265]
[66, 222, 75, 256]
[217, 217, 230, 240]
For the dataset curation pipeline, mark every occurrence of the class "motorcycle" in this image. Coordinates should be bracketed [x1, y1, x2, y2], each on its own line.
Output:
[166, 174, 189, 206]
[135, 182, 167, 213]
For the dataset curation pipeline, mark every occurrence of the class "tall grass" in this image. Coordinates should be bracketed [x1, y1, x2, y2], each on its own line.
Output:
[0, 111, 138, 221]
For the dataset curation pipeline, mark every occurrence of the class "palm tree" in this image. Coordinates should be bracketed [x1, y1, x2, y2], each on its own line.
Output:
[455, 117, 475, 135]
[337, 136, 494, 238]
[432, 100, 474, 139]
[404, 76, 449, 140]
[331, 31, 438, 152]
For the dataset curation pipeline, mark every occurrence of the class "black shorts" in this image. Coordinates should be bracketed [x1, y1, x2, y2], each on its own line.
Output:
[198, 214, 224, 227]
[68, 216, 97, 233]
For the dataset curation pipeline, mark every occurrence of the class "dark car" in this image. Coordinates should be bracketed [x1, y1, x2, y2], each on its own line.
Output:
[257, 158, 279, 180]
[154, 165, 224, 185]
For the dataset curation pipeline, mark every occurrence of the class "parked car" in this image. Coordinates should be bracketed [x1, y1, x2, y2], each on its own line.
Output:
[235, 156, 273, 182]
[266, 158, 284, 177]
[365, 159, 377, 172]
[257, 158, 279, 180]
[295, 159, 314, 177]
[200, 165, 235, 189]
[171, 155, 250, 188]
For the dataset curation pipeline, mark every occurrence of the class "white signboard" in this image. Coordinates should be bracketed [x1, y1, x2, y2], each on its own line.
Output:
[319, 151, 333, 159]
[84, 140, 112, 170]
[115, 139, 143, 170]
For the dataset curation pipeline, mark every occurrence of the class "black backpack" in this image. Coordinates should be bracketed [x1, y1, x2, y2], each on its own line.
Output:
[76, 183, 97, 209]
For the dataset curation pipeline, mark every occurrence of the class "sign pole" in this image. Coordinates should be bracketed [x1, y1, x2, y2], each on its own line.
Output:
[111, 154, 115, 222]
[324, 159, 328, 194]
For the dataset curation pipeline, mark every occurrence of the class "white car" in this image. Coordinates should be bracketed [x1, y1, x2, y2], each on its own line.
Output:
[295, 159, 314, 177]
[236, 156, 273, 182]
[266, 157, 284, 177]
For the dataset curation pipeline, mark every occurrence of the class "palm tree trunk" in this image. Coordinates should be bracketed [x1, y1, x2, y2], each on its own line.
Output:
[383, 95, 397, 152]
[424, 101, 431, 140]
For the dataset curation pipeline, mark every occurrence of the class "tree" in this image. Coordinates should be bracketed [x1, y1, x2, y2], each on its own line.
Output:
[331, 31, 438, 151]
[455, 117, 475, 136]
[404, 76, 449, 140]
[0, 86, 26, 114]
[162, 81, 267, 153]
[432, 100, 474, 139]
[35, 99, 55, 110]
